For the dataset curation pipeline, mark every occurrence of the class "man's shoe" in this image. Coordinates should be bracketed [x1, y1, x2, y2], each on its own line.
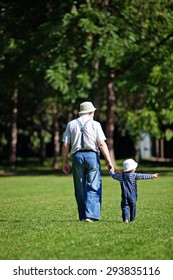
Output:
[85, 218, 94, 223]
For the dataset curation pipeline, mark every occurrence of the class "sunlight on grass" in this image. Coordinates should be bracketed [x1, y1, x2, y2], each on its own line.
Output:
[0, 174, 172, 260]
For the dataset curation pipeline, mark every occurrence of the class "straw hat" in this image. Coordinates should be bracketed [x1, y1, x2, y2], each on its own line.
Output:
[79, 101, 96, 115]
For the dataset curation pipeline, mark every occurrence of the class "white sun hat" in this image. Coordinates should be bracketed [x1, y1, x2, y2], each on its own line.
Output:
[123, 159, 138, 172]
[79, 101, 96, 115]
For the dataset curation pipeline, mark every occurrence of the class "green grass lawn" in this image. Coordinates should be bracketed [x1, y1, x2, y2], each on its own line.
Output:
[0, 173, 172, 260]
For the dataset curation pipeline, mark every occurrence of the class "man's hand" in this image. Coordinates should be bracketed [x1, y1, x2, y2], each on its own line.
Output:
[63, 163, 70, 175]
[107, 162, 114, 172]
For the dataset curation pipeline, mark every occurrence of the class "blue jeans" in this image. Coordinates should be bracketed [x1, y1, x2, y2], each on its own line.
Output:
[121, 193, 137, 222]
[72, 151, 102, 221]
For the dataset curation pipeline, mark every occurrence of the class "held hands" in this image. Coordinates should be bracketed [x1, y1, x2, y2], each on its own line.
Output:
[107, 162, 114, 172]
[153, 173, 159, 179]
[63, 163, 70, 175]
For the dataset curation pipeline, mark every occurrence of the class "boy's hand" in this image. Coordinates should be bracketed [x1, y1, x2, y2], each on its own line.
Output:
[109, 168, 115, 175]
[153, 173, 159, 179]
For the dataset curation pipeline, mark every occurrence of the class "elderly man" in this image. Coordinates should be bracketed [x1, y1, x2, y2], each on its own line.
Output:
[62, 101, 114, 222]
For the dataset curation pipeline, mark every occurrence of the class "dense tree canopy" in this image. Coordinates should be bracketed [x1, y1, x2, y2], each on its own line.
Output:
[0, 0, 173, 166]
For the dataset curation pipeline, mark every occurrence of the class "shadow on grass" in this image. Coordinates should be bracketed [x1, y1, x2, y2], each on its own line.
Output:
[0, 158, 173, 176]
[1, 169, 173, 177]
[0, 170, 64, 177]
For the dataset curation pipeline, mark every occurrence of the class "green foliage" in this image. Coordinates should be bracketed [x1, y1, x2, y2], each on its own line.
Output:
[46, 63, 69, 94]
[0, 174, 172, 260]
[1, 0, 173, 160]
[126, 109, 161, 140]
[30, 130, 52, 152]
[165, 129, 173, 142]
[76, 72, 92, 89]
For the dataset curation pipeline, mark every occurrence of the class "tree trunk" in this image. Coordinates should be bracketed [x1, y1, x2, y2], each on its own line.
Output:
[106, 74, 116, 166]
[52, 104, 60, 170]
[160, 139, 164, 159]
[134, 141, 140, 163]
[91, 7, 116, 166]
[155, 139, 159, 158]
[38, 128, 46, 163]
[9, 87, 18, 167]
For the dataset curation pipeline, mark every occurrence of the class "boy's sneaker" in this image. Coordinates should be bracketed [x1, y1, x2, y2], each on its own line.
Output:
[124, 220, 129, 223]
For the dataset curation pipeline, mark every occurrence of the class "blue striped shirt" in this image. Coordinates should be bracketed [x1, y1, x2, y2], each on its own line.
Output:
[109, 171, 154, 196]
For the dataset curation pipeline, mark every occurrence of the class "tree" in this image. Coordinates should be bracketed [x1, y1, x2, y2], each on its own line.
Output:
[0, 1, 73, 166]
[45, 0, 173, 163]
[114, 0, 173, 160]
[1, 0, 173, 167]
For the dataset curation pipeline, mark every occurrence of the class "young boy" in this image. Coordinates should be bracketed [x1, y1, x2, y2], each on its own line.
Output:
[109, 159, 159, 223]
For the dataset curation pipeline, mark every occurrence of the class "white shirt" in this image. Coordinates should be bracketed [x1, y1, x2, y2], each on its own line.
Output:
[62, 115, 106, 154]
